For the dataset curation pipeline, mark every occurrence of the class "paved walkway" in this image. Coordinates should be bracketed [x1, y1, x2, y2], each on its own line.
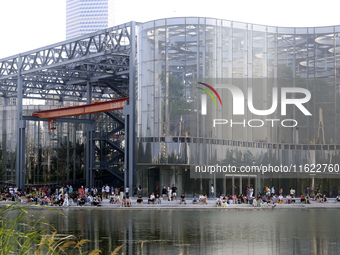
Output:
[2, 198, 340, 210]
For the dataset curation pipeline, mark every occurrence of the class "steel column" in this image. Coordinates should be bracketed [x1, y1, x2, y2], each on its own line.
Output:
[67, 122, 70, 184]
[16, 55, 25, 190]
[2, 98, 7, 183]
[123, 21, 136, 197]
[73, 123, 77, 184]
[85, 79, 95, 188]
[128, 21, 136, 197]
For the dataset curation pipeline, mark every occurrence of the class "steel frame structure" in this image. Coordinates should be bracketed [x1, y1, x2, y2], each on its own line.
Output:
[0, 21, 137, 191]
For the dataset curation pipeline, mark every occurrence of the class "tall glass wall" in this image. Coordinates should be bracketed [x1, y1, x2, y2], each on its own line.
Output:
[136, 17, 340, 196]
[0, 99, 125, 187]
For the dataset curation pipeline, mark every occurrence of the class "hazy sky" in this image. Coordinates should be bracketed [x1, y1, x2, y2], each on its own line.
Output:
[0, 0, 340, 58]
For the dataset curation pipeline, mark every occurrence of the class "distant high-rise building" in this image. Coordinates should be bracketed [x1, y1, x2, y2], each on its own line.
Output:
[66, 0, 115, 39]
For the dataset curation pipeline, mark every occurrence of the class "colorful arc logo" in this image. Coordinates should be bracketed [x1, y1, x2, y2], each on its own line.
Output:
[197, 82, 222, 115]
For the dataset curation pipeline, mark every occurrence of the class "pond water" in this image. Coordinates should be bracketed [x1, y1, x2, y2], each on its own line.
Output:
[33, 208, 340, 254]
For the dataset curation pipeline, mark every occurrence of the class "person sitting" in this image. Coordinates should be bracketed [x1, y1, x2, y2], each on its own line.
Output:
[148, 193, 155, 204]
[155, 193, 162, 204]
[50, 194, 58, 206]
[335, 195, 340, 202]
[202, 194, 208, 205]
[199, 193, 204, 203]
[78, 196, 85, 206]
[286, 194, 292, 204]
[306, 195, 311, 204]
[121, 196, 127, 207]
[240, 194, 246, 204]
[92, 196, 99, 206]
[278, 194, 284, 204]
[52, 194, 60, 206]
[315, 192, 322, 201]
[158, 194, 163, 204]
[88, 195, 94, 205]
[109, 194, 115, 204]
[256, 195, 262, 207]
[33, 194, 39, 205]
[216, 196, 222, 207]
[236, 194, 242, 204]
[84, 195, 91, 205]
[136, 194, 143, 204]
[93, 196, 101, 206]
[180, 193, 186, 204]
[300, 195, 306, 203]
[41, 196, 50, 206]
[220, 196, 227, 207]
[271, 194, 276, 204]
[57, 195, 64, 206]
[113, 194, 120, 204]
[322, 194, 328, 202]
[291, 195, 296, 204]
[126, 196, 132, 207]
[192, 195, 198, 204]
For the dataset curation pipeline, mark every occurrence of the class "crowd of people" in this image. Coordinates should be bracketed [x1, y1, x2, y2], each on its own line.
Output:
[197, 184, 340, 207]
[227, 185, 337, 207]
[1, 183, 340, 207]
[0, 184, 152, 208]
[0, 184, 131, 207]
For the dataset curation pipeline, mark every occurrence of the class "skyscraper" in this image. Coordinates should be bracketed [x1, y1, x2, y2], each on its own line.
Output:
[66, 0, 115, 39]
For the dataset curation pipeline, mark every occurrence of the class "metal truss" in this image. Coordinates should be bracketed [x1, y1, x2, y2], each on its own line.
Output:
[0, 22, 134, 102]
[0, 21, 137, 190]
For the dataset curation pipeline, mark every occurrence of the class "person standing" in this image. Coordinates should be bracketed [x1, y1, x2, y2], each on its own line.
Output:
[265, 186, 271, 199]
[102, 186, 105, 198]
[172, 184, 177, 201]
[167, 186, 172, 201]
[119, 186, 124, 201]
[68, 185, 73, 195]
[162, 186, 167, 200]
[138, 185, 142, 196]
[125, 186, 130, 196]
[210, 184, 215, 199]
[249, 186, 254, 198]
[290, 187, 296, 198]
[105, 185, 110, 199]
[279, 187, 283, 195]
[63, 192, 69, 206]
[79, 186, 84, 196]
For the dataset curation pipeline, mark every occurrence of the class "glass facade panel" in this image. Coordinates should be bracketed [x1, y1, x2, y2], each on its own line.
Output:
[136, 17, 340, 196]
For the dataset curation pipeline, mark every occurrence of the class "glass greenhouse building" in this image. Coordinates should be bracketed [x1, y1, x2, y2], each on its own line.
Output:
[1, 17, 340, 197]
[135, 17, 340, 197]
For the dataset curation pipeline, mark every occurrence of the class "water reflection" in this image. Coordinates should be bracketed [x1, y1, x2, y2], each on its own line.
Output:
[35, 208, 340, 254]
